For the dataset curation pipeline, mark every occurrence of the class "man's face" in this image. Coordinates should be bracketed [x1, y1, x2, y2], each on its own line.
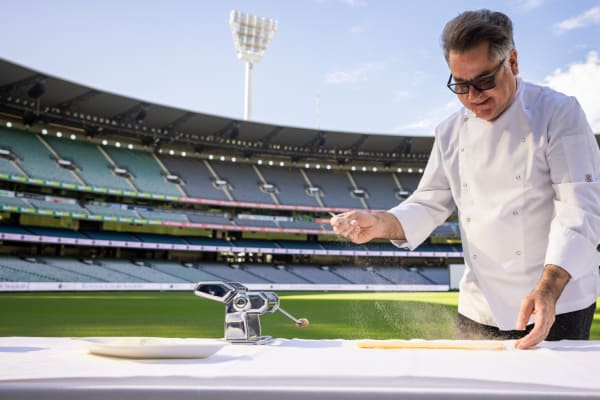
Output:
[448, 42, 518, 121]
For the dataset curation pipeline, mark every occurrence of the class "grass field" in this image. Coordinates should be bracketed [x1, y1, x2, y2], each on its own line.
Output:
[1, 291, 599, 340]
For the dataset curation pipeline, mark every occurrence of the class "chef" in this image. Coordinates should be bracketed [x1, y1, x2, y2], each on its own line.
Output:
[331, 9, 600, 349]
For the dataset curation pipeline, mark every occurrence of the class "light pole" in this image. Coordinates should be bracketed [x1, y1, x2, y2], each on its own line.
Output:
[229, 10, 278, 121]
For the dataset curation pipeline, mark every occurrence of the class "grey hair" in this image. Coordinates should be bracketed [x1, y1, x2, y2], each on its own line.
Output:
[441, 9, 515, 63]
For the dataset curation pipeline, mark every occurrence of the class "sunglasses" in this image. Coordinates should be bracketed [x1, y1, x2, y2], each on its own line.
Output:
[446, 57, 507, 94]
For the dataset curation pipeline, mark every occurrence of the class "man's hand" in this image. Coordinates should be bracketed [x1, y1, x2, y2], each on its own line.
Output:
[514, 264, 571, 349]
[330, 211, 405, 244]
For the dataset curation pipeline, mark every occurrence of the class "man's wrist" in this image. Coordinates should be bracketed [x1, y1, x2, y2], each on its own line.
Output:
[537, 264, 571, 302]
[377, 211, 406, 241]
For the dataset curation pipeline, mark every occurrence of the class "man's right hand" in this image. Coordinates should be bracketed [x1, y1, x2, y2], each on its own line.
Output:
[330, 211, 405, 244]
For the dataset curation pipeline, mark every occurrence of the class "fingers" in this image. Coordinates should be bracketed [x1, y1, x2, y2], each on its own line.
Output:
[331, 216, 360, 238]
[330, 212, 367, 243]
[330, 212, 357, 234]
[515, 296, 534, 331]
[515, 311, 554, 349]
[515, 324, 547, 350]
[514, 295, 555, 350]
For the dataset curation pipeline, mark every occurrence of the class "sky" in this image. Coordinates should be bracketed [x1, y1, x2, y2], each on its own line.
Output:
[1, 0, 599, 136]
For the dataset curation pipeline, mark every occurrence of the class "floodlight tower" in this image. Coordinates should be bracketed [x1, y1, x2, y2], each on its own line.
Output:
[229, 10, 278, 120]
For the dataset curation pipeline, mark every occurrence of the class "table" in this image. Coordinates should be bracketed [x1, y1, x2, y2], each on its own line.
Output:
[1, 337, 599, 399]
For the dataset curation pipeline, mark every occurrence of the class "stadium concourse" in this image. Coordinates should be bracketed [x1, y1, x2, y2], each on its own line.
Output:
[0, 57, 465, 292]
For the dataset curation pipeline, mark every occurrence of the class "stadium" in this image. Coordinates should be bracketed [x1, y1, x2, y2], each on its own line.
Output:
[1, 5, 600, 399]
[0, 55, 462, 291]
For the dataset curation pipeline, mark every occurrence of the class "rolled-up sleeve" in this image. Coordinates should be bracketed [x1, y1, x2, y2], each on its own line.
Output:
[544, 97, 600, 280]
[388, 137, 456, 250]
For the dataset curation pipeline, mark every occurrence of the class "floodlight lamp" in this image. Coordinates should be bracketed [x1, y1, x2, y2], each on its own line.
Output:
[230, 10, 278, 64]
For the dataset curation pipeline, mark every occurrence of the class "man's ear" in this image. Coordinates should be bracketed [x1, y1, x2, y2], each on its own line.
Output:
[509, 48, 519, 76]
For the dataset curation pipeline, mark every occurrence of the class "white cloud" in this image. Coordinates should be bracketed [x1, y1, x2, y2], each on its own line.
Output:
[543, 51, 600, 132]
[554, 6, 600, 34]
[325, 63, 383, 85]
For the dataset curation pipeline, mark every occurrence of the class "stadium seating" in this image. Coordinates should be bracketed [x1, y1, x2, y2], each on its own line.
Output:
[159, 156, 230, 201]
[304, 169, 364, 208]
[187, 212, 232, 225]
[209, 161, 276, 204]
[257, 166, 321, 207]
[0, 263, 57, 282]
[103, 147, 181, 196]
[42, 257, 107, 282]
[43, 257, 145, 282]
[419, 266, 451, 284]
[395, 172, 420, 192]
[242, 264, 309, 283]
[137, 210, 189, 223]
[198, 263, 269, 283]
[278, 220, 326, 230]
[0, 247, 452, 286]
[375, 267, 434, 285]
[330, 266, 392, 284]
[351, 171, 402, 210]
[0, 58, 475, 293]
[98, 259, 189, 283]
[85, 204, 139, 219]
[0, 158, 22, 176]
[0, 128, 80, 184]
[287, 265, 349, 284]
[29, 199, 88, 214]
[233, 218, 277, 228]
[0, 195, 32, 209]
[44, 136, 133, 191]
[26, 227, 87, 238]
[147, 260, 223, 282]
[0, 256, 90, 282]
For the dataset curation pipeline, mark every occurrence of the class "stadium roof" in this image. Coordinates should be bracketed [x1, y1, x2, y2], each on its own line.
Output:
[0, 58, 433, 165]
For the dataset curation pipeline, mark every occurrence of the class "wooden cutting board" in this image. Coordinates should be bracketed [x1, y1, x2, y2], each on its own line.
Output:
[357, 340, 506, 351]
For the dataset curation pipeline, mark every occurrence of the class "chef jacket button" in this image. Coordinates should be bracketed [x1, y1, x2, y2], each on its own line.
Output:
[473, 254, 478, 260]
[463, 183, 468, 188]
[465, 217, 471, 223]
[521, 137, 526, 143]
[513, 210, 519, 216]
[515, 175, 521, 180]
[460, 148, 465, 152]
[516, 250, 522, 256]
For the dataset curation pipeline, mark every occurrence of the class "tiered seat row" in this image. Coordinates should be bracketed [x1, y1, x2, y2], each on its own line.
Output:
[0, 255, 450, 286]
[0, 128, 80, 184]
[0, 224, 462, 255]
[0, 127, 182, 196]
[0, 127, 428, 210]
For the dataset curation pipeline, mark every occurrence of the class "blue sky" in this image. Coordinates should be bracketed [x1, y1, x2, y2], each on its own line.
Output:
[1, 0, 599, 136]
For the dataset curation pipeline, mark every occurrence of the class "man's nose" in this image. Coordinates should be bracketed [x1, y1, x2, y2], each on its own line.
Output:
[467, 85, 483, 100]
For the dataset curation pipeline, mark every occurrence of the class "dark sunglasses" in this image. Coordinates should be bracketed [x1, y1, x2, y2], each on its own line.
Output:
[447, 57, 507, 94]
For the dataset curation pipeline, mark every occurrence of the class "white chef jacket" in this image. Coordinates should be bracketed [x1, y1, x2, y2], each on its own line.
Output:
[389, 78, 600, 329]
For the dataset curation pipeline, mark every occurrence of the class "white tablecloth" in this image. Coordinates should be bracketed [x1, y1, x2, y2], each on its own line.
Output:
[1, 337, 599, 399]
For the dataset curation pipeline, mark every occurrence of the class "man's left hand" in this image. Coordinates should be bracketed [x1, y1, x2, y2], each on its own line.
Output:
[514, 264, 571, 349]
